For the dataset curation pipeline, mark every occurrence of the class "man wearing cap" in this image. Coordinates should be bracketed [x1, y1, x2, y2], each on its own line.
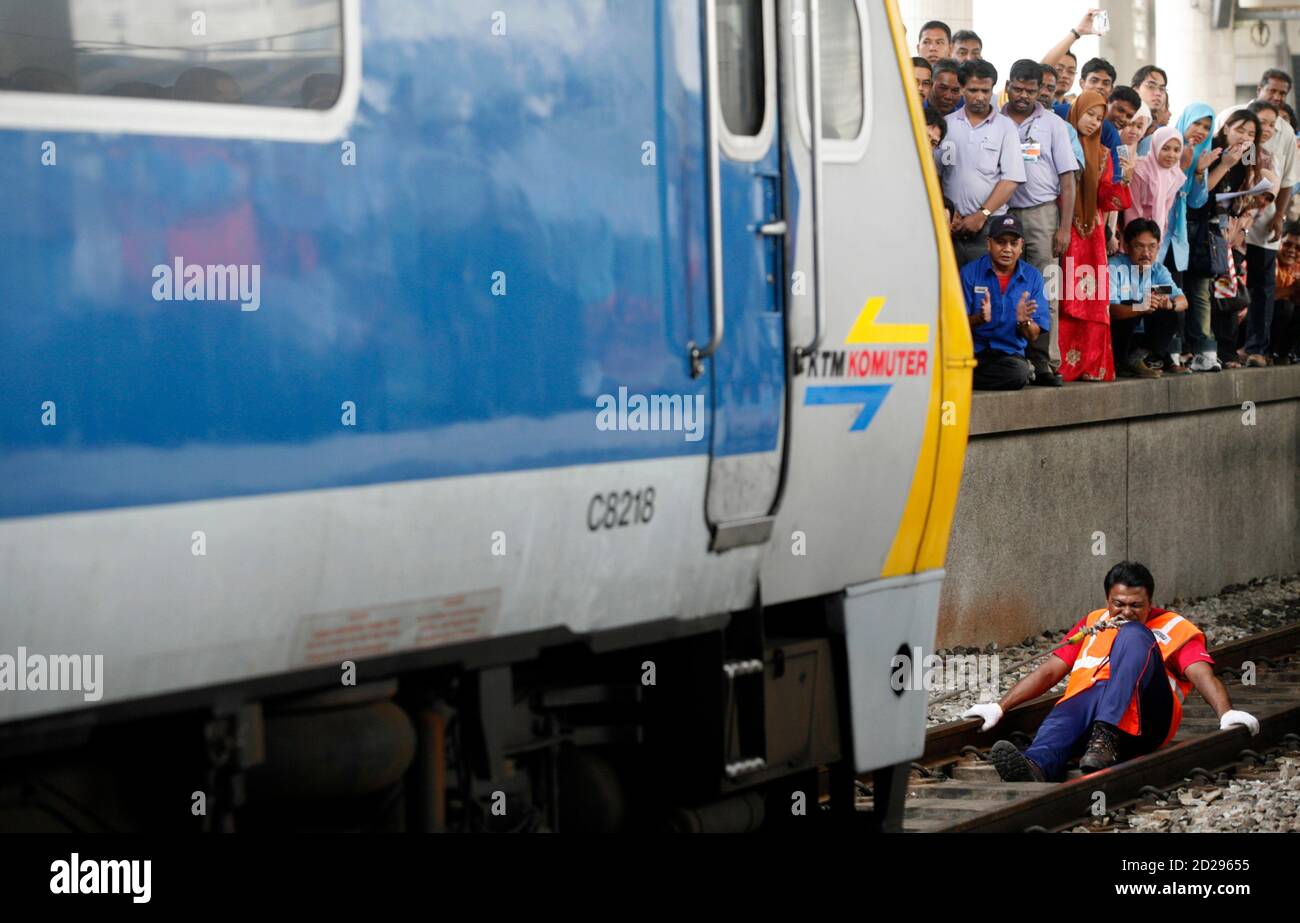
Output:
[959, 213, 1050, 390]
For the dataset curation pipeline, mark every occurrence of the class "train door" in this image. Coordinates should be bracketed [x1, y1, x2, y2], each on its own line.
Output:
[763, 0, 949, 602]
[701, 0, 789, 552]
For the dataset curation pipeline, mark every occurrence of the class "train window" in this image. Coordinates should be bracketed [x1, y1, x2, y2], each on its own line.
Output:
[792, 0, 871, 160]
[0, 0, 343, 109]
[817, 0, 864, 140]
[716, 0, 765, 137]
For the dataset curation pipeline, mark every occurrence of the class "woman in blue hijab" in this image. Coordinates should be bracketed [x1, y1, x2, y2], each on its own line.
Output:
[1152, 104, 1218, 371]
[1161, 103, 1218, 271]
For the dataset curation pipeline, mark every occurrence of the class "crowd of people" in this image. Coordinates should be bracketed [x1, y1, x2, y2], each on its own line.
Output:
[911, 9, 1300, 390]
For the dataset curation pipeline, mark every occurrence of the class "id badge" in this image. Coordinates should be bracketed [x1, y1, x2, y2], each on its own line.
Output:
[1021, 141, 1042, 163]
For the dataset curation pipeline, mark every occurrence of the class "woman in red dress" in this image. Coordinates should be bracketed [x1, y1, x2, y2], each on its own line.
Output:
[1058, 90, 1133, 382]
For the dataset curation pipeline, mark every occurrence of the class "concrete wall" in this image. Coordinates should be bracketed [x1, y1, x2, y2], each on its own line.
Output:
[937, 368, 1300, 648]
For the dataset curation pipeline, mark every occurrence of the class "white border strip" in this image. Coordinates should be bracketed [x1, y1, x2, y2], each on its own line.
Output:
[793, 0, 872, 164]
[0, 0, 361, 144]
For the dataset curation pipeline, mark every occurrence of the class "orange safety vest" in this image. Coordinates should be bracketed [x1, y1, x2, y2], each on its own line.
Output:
[1057, 608, 1204, 746]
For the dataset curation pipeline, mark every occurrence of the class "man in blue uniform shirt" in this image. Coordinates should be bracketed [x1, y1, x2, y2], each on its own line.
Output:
[1109, 218, 1189, 378]
[959, 214, 1051, 390]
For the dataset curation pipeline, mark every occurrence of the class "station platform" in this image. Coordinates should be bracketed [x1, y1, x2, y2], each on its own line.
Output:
[938, 365, 1300, 649]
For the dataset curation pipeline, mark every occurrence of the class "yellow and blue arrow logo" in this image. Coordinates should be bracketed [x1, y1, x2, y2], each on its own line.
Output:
[804, 384, 892, 431]
[803, 297, 930, 432]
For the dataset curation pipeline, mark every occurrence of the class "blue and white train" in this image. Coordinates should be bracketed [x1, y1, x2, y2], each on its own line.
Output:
[0, 0, 971, 831]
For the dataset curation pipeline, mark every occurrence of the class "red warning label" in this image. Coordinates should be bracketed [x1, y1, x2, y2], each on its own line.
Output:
[290, 589, 501, 667]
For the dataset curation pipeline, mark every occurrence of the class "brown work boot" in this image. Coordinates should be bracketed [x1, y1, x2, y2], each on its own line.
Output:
[989, 740, 1046, 782]
[1079, 721, 1121, 773]
[1118, 359, 1162, 379]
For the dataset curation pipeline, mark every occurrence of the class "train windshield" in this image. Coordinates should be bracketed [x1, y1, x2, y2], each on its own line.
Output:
[0, 0, 343, 109]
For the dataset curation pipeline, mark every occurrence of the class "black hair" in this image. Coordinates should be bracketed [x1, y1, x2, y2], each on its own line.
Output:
[1279, 102, 1298, 126]
[912, 56, 933, 73]
[1131, 64, 1168, 88]
[952, 29, 982, 45]
[1216, 107, 1263, 146]
[931, 58, 961, 82]
[1122, 217, 1161, 245]
[1213, 109, 1264, 192]
[1039, 63, 1058, 84]
[1260, 68, 1293, 90]
[1009, 59, 1043, 86]
[919, 20, 952, 42]
[1080, 57, 1117, 83]
[958, 59, 998, 87]
[924, 104, 947, 140]
[1284, 220, 1300, 237]
[1108, 85, 1141, 109]
[1104, 561, 1155, 598]
[1248, 99, 1279, 117]
[1060, 50, 1077, 63]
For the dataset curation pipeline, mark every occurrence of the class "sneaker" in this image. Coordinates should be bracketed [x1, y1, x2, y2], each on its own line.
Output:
[1118, 359, 1162, 379]
[1246, 354, 1270, 368]
[1165, 363, 1193, 375]
[1079, 721, 1121, 773]
[1031, 368, 1064, 387]
[1189, 352, 1222, 373]
[989, 740, 1046, 782]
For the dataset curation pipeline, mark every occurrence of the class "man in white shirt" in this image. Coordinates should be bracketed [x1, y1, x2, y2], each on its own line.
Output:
[1219, 70, 1300, 366]
[939, 59, 1027, 267]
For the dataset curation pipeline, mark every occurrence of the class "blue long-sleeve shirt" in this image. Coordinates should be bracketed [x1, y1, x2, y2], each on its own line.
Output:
[960, 254, 1051, 355]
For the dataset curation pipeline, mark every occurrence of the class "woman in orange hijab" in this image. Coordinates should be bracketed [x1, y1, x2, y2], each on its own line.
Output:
[1058, 90, 1133, 382]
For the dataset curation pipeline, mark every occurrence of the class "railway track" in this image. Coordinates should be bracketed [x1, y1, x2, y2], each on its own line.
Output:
[877, 622, 1300, 832]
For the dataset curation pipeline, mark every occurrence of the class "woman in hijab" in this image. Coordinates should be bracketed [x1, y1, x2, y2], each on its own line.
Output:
[1124, 104, 1153, 162]
[1147, 104, 1217, 372]
[1161, 104, 1217, 274]
[1058, 90, 1133, 382]
[1102, 105, 1154, 254]
[1106, 104, 1156, 255]
[1126, 126, 1185, 240]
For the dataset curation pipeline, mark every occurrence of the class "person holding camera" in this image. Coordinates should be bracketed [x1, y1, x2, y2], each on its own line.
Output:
[960, 214, 1050, 390]
[1108, 219, 1188, 378]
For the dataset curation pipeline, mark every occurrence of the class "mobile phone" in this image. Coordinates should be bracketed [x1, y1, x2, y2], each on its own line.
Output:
[973, 285, 990, 300]
[1093, 10, 1110, 35]
[1117, 144, 1130, 161]
[1153, 284, 1174, 295]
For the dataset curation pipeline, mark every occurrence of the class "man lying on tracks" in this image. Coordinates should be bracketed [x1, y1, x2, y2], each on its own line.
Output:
[961, 561, 1260, 782]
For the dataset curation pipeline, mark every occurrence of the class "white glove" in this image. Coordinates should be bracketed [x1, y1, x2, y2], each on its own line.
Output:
[961, 703, 1003, 731]
[1219, 709, 1260, 736]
